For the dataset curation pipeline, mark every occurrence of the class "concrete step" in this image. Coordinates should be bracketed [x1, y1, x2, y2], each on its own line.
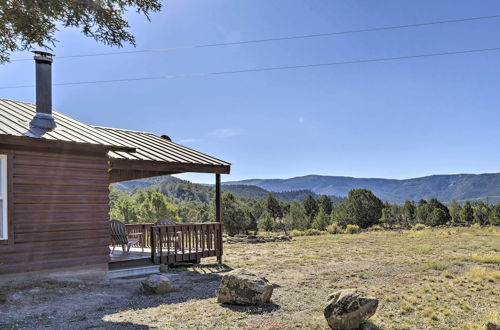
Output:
[108, 265, 160, 279]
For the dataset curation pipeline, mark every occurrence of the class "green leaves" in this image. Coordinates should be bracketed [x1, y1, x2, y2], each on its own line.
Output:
[0, 0, 162, 62]
[222, 192, 252, 236]
[110, 188, 179, 223]
[342, 189, 383, 229]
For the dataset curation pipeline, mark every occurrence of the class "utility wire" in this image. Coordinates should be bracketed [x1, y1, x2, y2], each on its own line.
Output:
[2, 46, 500, 89]
[9, 14, 500, 62]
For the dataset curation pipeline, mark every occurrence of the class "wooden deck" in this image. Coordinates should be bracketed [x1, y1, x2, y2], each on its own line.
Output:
[109, 222, 222, 269]
[112, 222, 223, 266]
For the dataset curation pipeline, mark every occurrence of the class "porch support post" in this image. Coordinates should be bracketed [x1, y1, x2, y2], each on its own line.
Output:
[215, 173, 223, 264]
[215, 173, 221, 223]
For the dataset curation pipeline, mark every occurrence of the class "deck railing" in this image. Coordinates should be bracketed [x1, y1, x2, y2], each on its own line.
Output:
[151, 222, 223, 264]
[123, 223, 223, 264]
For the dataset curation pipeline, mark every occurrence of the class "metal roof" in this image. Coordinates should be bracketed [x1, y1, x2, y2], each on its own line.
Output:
[94, 126, 230, 166]
[0, 98, 230, 169]
[0, 98, 132, 148]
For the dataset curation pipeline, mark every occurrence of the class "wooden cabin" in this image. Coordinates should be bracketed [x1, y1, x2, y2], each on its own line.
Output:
[0, 52, 230, 278]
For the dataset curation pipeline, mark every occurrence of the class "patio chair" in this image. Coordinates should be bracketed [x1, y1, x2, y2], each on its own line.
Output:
[109, 220, 141, 254]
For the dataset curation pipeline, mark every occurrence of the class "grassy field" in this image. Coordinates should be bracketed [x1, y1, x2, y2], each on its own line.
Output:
[1, 227, 498, 329]
[103, 226, 500, 329]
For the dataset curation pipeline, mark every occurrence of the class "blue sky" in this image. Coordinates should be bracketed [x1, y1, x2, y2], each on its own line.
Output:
[1, 0, 500, 183]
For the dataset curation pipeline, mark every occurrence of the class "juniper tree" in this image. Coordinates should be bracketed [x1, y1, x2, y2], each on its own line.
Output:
[342, 189, 383, 229]
[311, 209, 330, 231]
[266, 194, 287, 234]
[460, 201, 474, 224]
[303, 194, 319, 223]
[448, 200, 462, 224]
[0, 0, 162, 62]
[401, 200, 415, 224]
[318, 195, 333, 215]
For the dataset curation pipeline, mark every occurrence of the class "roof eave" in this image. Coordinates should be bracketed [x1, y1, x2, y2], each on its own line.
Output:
[109, 158, 231, 175]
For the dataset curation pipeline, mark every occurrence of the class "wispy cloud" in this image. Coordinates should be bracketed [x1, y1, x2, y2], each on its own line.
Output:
[178, 138, 200, 144]
[210, 128, 243, 138]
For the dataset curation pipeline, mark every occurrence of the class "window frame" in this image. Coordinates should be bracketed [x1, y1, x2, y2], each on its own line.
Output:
[0, 154, 7, 240]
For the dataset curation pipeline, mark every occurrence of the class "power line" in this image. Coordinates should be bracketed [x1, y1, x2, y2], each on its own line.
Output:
[9, 14, 500, 62]
[2, 46, 500, 89]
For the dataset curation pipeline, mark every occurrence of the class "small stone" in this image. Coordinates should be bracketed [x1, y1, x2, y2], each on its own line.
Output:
[217, 269, 273, 305]
[486, 322, 500, 330]
[140, 275, 172, 294]
[324, 289, 378, 329]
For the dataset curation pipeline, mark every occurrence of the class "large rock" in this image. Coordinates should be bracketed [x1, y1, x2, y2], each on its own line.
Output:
[217, 269, 273, 305]
[486, 322, 500, 330]
[140, 274, 172, 294]
[324, 289, 378, 329]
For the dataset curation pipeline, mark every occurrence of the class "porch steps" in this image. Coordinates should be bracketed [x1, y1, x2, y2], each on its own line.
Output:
[108, 265, 160, 279]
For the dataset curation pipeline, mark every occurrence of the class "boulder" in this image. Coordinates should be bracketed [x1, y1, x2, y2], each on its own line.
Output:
[217, 269, 273, 305]
[324, 289, 378, 329]
[486, 322, 500, 330]
[140, 274, 172, 294]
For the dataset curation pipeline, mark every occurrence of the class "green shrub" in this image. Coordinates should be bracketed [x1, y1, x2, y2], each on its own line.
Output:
[345, 224, 360, 234]
[326, 223, 342, 234]
[369, 225, 383, 231]
[305, 228, 322, 236]
[290, 229, 304, 237]
[413, 223, 427, 231]
[290, 229, 328, 236]
[471, 223, 481, 228]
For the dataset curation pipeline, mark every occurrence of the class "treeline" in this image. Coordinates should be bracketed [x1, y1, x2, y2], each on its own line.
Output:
[109, 187, 500, 236]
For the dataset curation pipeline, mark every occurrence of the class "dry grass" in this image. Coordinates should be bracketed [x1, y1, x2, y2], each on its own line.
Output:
[461, 253, 500, 264]
[1, 227, 498, 329]
[100, 226, 500, 329]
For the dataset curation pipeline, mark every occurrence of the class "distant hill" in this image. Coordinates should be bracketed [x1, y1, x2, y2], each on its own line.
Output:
[224, 173, 500, 204]
[112, 176, 341, 203]
[113, 176, 183, 192]
[222, 185, 343, 203]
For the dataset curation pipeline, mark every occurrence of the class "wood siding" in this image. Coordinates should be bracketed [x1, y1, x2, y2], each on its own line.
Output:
[0, 148, 111, 275]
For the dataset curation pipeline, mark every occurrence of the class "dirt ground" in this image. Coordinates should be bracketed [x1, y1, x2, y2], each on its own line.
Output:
[0, 227, 498, 330]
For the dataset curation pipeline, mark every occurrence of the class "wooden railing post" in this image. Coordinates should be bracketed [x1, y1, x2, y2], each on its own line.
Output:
[150, 226, 156, 263]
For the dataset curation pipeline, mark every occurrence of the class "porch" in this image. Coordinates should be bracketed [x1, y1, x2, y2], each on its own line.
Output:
[109, 222, 223, 268]
[102, 125, 229, 272]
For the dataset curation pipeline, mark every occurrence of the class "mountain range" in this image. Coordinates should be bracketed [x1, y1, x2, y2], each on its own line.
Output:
[224, 173, 500, 204]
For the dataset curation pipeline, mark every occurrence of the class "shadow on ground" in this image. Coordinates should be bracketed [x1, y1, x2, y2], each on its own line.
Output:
[361, 321, 382, 330]
[220, 301, 281, 315]
[0, 264, 234, 330]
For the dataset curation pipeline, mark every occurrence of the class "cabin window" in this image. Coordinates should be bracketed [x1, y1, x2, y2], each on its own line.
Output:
[0, 155, 7, 240]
